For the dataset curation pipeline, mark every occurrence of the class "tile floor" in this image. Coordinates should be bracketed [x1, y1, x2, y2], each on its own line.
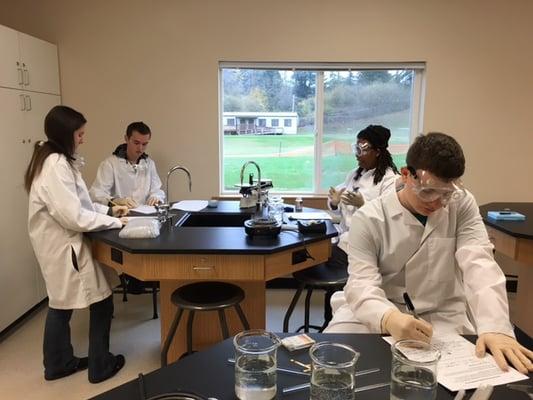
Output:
[0, 289, 324, 399]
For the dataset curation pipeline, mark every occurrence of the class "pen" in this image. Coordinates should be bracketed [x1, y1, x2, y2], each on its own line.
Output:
[403, 292, 420, 320]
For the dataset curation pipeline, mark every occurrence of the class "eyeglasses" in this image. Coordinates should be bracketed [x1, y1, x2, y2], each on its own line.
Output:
[407, 167, 465, 204]
[351, 142, 373, 156]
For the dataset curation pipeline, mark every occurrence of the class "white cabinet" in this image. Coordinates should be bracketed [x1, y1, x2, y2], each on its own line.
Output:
[0, 25, 21, 89]
[0, 88, 60, 332]
[0, 24, 61, 332]
[0, 24, 60, 95]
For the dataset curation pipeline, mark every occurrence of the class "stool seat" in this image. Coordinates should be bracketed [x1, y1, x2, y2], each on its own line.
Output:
[161, 281, 250, 366]
[293, 263, 348, 287]
[171, 281, 245, 311]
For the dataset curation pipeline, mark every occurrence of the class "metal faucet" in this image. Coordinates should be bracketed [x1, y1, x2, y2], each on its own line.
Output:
[240, 161, 263, 214]
[166, 165, 192, 205]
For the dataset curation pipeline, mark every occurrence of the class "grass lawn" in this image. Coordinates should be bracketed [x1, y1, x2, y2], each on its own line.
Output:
[224, 145, 406, 192]
[223, 111, 409, 192]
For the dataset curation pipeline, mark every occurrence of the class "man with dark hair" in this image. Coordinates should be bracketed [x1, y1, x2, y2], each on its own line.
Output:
[326, 132, 533, 374]
[90, 121, 165, 207]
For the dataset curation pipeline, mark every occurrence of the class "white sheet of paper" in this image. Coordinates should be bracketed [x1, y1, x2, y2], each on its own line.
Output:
[130, 205, 157, 214]
[383, 334, 528, 391]
[286, 212, 332, 220]
[171, 200, 208, 212]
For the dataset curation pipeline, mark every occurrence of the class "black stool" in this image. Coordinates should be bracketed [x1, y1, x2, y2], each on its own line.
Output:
[161, 281, 250, 366]
[283, 263, 348, 333]
[117, 274, 159, 319]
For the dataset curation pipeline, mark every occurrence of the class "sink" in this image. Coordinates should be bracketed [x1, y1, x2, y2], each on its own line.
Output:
[176, 213, 252, 228]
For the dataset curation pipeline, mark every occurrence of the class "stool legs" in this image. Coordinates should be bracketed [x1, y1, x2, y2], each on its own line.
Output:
[218, 310, 230, 339]
[161, 307, 184, 366]
[152, 282, 158, 319]
[162, 303, 251, 366]
[283, 283, 305, 332]
[234, 304, 250, 330]
[120, 274, 128, 302]
[303, 288, 313, 333]
[186, 311, 195, 355]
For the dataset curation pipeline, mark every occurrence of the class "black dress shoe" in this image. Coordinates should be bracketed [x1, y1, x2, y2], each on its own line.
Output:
[44, 357, 89, 381]
[89, 354, 125, 384]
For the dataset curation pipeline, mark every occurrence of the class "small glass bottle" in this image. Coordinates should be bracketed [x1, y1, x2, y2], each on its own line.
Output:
[295, 197, 303, 212]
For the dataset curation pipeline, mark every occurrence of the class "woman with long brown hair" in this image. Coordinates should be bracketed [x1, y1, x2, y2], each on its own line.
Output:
[25, 105, 128, 383]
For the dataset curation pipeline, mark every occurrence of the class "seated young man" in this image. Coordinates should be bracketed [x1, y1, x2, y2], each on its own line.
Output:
[90, 121, 165, 294]
[90, 121, 165, 208]
[325, 132, 533, 374]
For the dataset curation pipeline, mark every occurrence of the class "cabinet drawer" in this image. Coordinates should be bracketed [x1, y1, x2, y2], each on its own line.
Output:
[92, 242, 264, 281]
[485, 225, 517, 259]
[156, 254, 264, 281]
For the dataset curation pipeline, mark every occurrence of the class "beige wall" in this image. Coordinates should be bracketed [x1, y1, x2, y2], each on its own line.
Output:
[1, 0, 532, 204]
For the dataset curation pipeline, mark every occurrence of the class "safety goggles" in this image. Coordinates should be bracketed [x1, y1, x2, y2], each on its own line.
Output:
[407, 167, 465, 204]
[351, 142, 373, 156]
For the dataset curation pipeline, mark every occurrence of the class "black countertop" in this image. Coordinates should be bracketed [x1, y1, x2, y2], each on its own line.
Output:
[480, 202, 533, 240]
[88, 201, 338, 254]
[90, 333, 532, 400]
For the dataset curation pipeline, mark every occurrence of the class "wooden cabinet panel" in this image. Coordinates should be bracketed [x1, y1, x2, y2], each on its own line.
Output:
[92, 241, 264, 281]
[264, 240, 331, 280]
[486, 226, 517, 259]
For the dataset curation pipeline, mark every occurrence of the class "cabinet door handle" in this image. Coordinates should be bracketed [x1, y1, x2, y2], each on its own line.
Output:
[24, 95, 32, 111]
[17, 67, 24, 85]
[20, 94, 26, 111]
[192, 266, 215, 271]
[23, 69, 30, 86]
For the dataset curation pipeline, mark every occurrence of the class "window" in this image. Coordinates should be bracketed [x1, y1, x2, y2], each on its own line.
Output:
[226, 118, 235, 126]
[220, 62, 425, 193]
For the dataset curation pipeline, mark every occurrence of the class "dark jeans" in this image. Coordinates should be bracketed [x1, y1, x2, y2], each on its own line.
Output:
[324, 245, 348, 323]
[43, 295, 118, 381]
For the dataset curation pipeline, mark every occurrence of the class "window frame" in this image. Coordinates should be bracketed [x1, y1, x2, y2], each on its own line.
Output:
[218, 62, 426, 195]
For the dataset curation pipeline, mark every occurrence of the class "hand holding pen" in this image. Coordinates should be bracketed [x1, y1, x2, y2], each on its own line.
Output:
[382, 293, 433, 343]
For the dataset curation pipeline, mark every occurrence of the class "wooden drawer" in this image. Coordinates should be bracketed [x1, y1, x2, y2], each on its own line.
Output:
[92, 241, 264, 281]
[485, 225, 517, 259]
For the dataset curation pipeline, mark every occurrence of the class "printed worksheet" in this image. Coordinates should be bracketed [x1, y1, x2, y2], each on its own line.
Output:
[171, 200, 208, 212]
[383, 334, 529, 391]
[130, 205, 157, 214]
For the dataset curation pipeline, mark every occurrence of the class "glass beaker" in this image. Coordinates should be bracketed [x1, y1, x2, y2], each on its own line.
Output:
[390, 339, 441, 400]
[267, 196, 284, 224]
[309, 342, 360, 400]
[234, 330, 281, 400]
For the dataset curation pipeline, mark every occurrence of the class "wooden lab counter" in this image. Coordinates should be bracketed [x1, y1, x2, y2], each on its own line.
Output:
[89, 201, 337, 363]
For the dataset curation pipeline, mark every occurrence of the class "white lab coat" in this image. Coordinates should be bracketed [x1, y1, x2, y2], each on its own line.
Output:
[89, 154, 165, 206]
[28, 154, 122, 309]
[327, 190, 514, 337]
[327, 167, 398, 253]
